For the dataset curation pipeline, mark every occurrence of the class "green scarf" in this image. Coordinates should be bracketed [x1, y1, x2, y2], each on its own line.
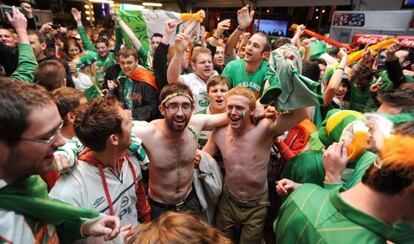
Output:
[0, 175, 99, 225]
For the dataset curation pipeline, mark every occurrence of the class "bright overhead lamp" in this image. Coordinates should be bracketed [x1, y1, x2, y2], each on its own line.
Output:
[142, 2, 163, 7]
[89, 0, 114, 3]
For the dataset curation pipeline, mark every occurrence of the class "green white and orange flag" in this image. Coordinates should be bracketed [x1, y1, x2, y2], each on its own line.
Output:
[115, 8, 204, 68]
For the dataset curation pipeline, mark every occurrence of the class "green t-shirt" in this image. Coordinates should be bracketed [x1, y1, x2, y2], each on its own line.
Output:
[222, 59, 268, 98]
[281, 150, 376, 190]
[274, 184, 394, 244]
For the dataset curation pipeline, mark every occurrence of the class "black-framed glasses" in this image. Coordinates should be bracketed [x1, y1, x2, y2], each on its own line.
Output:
[165, 103, 192, 113]
[20, 121, 64, 146]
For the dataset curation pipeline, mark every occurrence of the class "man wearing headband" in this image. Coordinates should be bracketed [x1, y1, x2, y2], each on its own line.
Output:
[132, 83, 229, 219]
[204, 87, 308, 244]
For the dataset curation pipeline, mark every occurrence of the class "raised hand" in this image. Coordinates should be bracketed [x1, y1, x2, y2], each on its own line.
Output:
[237, 5, 255, 30]
[323, 141, 348, 184]
[71, 8, 82, 25]
[20, 2, 33, 19]
[175, 33, 190, 53]
[295, 24, 306, 37]
[6, 6, 27, 31]
[385, 41, 401, 60]
[165, 19, 177, 36]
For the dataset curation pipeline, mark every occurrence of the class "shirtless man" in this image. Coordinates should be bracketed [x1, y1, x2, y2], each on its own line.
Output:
[204, 87, 308, 244]
[132, 83, 229, 219]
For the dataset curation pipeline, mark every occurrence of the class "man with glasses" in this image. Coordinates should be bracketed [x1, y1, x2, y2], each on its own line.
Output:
[0, 79, 121, 242]
[132, 83, 229, 219]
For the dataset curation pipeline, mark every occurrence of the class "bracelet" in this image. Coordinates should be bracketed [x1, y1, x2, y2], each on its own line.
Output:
[212, 35, 219, 40]
[337, 67, 345, 71]
[237, 25, 245, 32]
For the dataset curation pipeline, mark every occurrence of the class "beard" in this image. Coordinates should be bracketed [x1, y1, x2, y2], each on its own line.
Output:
[165, 114, 191, 132]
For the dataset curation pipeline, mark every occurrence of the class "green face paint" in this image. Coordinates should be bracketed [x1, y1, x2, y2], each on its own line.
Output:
[239, 111, 245, 119]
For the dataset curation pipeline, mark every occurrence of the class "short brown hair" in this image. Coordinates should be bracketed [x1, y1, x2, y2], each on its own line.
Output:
[226, 87, 256, 110]
[51, 87, 85, 126]
[0, 78, 53, 146]
[207, 75, 230, 93]
[191, 47, 212, 64]
[74, 97, 122, 152]
[362, 135, 414, 194]
[34, 60, 66, 91]
[117, 46, 137, 61]
[252, 32, 272, 53]
[125, 212, 232, 244]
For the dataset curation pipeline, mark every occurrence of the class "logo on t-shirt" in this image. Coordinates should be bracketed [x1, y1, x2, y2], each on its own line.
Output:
[198, 91, 210, 108]
[93, 196, 105, 208]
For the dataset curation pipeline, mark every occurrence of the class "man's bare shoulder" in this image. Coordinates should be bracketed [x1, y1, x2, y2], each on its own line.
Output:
[132, 120, 159, 139]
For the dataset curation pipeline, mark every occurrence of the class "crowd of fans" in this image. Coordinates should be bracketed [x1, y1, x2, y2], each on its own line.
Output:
[1, 2, 414, 244]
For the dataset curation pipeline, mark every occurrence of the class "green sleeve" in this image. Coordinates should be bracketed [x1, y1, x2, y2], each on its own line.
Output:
[114, 26, 122, 52]
[324, 182, 343, 190]
[78, 25, 96, 52]
[378, 71, 394, 92]
[56, 218, 86, 244]
[137, 46, 149, 70]
[10, 43, 38, 83]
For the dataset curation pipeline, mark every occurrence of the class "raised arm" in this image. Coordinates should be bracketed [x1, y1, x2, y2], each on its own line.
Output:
[323, 48, 348, 106]
[166, 21, 196, 84]
[208, 19, 230, 47]
[8, 7, 37, 83]
[291, 24, 305, 47]
[116, 15, 143, 52]
[224, 5, 254, 56]
[71, 8, 96, 51]
[154, 19, 177, 90]
[268, 107, 308, 137]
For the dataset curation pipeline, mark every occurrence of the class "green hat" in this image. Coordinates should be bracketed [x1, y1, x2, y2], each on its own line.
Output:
[309, 40, 330, 61]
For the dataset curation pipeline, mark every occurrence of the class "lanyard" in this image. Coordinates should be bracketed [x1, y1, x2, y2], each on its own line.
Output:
[79, 151, 138, 216]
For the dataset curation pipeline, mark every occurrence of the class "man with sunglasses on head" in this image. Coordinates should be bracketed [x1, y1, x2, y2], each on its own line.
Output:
[0, 79, 121, 243]
[132, 83, 229, 220]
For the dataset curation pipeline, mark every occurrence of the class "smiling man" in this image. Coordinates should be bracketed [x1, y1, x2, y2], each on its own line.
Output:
[110, 47, 159, 121]
[167, 32, 218, 114]
[132, 83, 229, 220]
[204, 87, 307, 243]
[222, 5, 271, 99]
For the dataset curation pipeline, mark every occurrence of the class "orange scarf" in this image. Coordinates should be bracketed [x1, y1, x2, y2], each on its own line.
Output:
[128, 67, 158, 91]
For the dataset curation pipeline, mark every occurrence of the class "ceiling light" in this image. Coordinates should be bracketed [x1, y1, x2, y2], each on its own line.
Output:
[143, 2, 163, 7]
[89, 0, 114, 4]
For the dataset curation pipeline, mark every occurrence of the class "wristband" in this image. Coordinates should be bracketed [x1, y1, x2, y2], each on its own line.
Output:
[237, 25, 245, 32]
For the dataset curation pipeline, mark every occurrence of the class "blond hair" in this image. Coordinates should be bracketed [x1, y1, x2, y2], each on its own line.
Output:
[226, 87, 256, 110]
[126, 212, 232, 244]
